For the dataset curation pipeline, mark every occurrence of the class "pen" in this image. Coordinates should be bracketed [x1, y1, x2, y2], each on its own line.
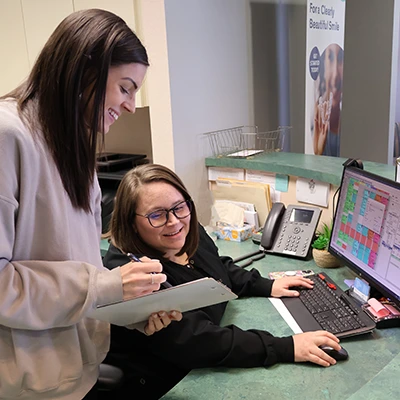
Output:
[126, 253, 173, 288]
[126, 252, 141, 263]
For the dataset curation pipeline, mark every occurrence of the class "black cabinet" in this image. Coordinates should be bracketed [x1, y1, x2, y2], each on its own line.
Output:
[97, 153, 148, 233]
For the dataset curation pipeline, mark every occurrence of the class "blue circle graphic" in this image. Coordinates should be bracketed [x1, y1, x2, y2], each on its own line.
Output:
[309, 46, 320, 81]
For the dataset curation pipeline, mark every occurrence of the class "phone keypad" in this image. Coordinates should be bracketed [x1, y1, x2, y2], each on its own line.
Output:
[265, 205, 321, 259]
[275, 223, 311, 256]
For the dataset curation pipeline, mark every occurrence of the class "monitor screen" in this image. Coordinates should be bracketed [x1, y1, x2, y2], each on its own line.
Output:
[329, 166, 400, 305]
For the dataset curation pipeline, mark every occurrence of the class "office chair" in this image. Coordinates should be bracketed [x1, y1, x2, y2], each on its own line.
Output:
[101, 188, 117, 234]
[97, 363, 124, 394]
[98, 189, 125, 395]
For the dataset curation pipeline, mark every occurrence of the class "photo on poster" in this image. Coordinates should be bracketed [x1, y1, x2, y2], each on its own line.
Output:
[305, 0, 346, 156]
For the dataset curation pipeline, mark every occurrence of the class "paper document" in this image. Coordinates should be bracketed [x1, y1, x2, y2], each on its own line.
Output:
[226, 149, 264, 157]
[89, 278, 237, 326]
[211, 179, 271, 225]
[208, 167, 245, 181]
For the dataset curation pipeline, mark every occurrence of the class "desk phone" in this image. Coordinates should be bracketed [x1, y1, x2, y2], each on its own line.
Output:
[260, 202, 321, 259]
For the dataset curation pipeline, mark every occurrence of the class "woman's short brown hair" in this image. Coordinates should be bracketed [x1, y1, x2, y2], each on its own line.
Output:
[109, 164, 199, 259]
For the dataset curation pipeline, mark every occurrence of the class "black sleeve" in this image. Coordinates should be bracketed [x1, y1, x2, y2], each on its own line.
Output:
[146, 308, 294, 369]
[198, 225, 274, 298]
[220, 255, 274, 298]
[103, 243, 129, 270]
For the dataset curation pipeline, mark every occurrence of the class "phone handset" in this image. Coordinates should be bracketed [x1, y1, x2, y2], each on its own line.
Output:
[260, 202, 286, 250]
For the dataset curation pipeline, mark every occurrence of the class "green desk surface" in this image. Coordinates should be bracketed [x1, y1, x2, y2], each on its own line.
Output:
[159, 239, 400, 400]
[100, 239, 110, 257]
[205, 152, 395, 186]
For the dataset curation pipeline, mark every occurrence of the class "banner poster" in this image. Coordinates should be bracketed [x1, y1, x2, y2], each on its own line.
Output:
[305, 0, 346, 156]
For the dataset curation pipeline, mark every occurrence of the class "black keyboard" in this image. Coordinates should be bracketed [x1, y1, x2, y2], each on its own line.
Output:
[281, 272, 376, 338]
[299, 274, 366, 334]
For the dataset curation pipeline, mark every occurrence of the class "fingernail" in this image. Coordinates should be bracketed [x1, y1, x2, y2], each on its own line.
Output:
[159, 312, 165, 316]
[171, 311, 176, 316]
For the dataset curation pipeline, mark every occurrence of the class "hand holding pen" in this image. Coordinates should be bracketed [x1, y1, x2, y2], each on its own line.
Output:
[119, 253, 167, 300]
[126, 253, 181, 335]
[127, 253, 172, 288]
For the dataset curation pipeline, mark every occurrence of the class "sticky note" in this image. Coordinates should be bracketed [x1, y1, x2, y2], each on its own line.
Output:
[367, 298, 390, 318]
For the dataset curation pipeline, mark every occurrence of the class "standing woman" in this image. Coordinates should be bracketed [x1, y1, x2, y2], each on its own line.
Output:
[0, 9, 179, 400]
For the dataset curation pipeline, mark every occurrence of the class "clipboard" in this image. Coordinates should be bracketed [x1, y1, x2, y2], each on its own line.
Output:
[89, 278, 237, 326]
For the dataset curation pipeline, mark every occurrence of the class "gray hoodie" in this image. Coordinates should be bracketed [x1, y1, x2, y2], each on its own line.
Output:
[0, 100, 122, 399]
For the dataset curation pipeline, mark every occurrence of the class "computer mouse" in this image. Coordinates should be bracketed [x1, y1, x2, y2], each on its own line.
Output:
[320, 346, 349, 361]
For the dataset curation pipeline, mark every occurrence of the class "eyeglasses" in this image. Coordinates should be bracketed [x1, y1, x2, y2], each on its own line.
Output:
[136, 199, 193, 228]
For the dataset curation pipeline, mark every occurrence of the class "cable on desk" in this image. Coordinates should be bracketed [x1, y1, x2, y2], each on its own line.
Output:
[232, 250, 263, 264]
[235, 252, 265, 268]
[237, 259, 253, 268]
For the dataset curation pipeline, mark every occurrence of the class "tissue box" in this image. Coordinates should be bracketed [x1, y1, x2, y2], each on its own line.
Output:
[215, 224, 253, 242]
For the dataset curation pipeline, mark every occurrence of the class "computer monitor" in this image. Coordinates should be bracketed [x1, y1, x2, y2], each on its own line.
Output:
[329, 166, 400, 307]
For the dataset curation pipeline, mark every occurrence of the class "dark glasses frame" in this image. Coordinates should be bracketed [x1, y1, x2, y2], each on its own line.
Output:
[136, 199, 193, 228]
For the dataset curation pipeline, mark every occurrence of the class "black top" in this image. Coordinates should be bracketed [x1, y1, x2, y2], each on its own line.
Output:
[102, 224, 294, 372]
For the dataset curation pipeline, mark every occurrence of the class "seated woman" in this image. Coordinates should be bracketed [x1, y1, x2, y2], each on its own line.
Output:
[102, 164, 342, 399]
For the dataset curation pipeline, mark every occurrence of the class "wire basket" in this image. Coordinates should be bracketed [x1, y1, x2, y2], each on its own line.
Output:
[204, 125, 290, 158]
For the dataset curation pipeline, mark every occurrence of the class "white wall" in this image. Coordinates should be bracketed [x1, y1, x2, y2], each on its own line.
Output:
[139, 0, 253, 223]
[138, 0, 175, 170]
[0, 0, 253, 224]
[163, 0, 253, 223]
[4, 0, 400, 222]
[0, 0, 144, 105]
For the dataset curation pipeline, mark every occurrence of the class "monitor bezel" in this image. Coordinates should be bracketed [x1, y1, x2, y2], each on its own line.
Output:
[329, 166, 400, 306]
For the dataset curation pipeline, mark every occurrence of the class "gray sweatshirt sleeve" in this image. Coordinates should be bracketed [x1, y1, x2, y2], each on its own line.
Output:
[0, 256, 123, 330]
[0, 103, 123, 330]
[0, 182, 123, 329]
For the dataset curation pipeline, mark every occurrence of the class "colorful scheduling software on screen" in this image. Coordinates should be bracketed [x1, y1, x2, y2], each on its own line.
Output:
[329, 166, 400, 305]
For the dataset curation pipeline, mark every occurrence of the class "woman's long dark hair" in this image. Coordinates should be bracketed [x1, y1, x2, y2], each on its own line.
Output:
[1, 9, 149, 212]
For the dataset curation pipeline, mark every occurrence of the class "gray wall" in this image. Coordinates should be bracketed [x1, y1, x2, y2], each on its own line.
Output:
[251, 2, 279, 134]
[288, 3, 306, 153]
[250, 1, 306, 153]
[340, 0, 396, 164]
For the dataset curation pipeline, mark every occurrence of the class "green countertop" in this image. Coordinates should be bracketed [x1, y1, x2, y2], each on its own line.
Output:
[205, 152, 396, 186]
[159, 239, 400, 400]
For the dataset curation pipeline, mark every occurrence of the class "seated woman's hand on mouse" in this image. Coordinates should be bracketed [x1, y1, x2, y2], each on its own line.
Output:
[270, 276, 314, 298]
[292, 331, 341, 367]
